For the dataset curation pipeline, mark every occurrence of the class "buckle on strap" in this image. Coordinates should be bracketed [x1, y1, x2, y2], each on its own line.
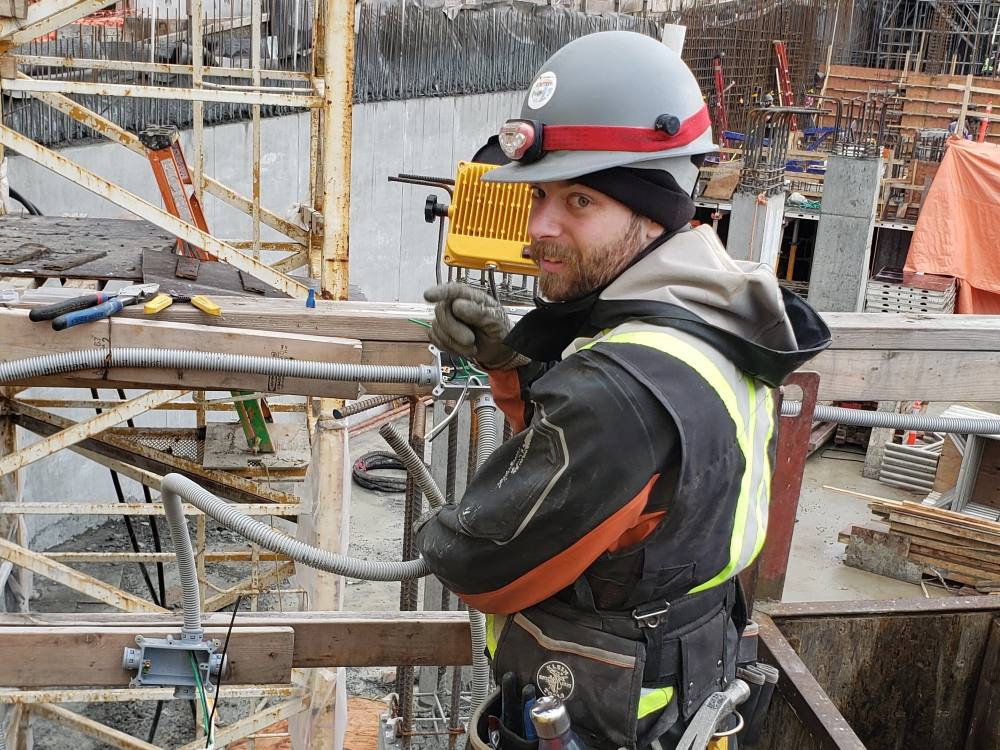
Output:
[632, 602, 670, 629]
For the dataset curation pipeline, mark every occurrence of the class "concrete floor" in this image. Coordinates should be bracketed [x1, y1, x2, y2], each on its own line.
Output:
[783, 445, 924, 602]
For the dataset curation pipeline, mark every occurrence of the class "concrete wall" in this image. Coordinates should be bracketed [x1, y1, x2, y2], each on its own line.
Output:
[8, 89, 523, 302]
[6, 89, 522, 546]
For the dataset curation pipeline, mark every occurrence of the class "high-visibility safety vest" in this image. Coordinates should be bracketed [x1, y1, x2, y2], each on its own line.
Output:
[487, 320, 776, 724]
[574, 320, 777, 599]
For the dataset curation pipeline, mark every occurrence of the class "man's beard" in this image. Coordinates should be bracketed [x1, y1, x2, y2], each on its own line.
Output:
[528, 215, 645, 302]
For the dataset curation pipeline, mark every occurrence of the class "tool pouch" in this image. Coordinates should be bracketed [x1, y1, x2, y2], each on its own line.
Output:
[490, 606, 678, 750]
[469, 690, 538, 750]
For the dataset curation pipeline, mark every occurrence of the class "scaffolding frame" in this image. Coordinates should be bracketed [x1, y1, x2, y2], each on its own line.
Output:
[0, 0, 357, 746]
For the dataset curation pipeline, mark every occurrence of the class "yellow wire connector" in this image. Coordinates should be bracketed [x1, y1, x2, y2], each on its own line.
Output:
[190, 295, 221, 316]
[144, 293, 174, 314]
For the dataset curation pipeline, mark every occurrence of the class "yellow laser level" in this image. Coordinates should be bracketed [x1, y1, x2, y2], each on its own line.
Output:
[443, 161, 536, 275]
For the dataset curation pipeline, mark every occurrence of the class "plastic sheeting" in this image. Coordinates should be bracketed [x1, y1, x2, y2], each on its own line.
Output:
[905, 138, 1000, 313]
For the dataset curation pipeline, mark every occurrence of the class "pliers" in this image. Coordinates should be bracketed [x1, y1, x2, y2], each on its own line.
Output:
[29, 283, 160, 331]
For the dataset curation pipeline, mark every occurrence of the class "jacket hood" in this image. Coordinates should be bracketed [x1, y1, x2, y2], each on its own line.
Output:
[506, 225, 830, 386]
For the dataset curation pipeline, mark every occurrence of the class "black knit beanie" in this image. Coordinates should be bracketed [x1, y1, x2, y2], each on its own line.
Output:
[574, 165, 696, 235]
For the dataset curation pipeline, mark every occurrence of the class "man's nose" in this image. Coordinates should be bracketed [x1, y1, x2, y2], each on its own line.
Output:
[528, 199, 561, 242]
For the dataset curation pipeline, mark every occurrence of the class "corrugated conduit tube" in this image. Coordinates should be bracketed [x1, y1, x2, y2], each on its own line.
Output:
[0, 349, 438, 388]
[159, 473, 431, 640]
[782, 402, 1000, 434]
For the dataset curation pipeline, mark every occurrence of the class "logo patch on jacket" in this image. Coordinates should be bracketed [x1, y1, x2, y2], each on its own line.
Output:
[496, 429, 533, 489]
[537, 660, 575, 700]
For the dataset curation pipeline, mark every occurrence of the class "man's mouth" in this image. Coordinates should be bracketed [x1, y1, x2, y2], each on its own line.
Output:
[539, 257, 566, 273]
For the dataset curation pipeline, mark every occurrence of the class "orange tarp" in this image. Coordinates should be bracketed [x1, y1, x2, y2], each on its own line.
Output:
[905, 138, 1000, 313]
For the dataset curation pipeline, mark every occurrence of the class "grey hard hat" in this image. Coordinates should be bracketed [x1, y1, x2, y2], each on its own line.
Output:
[484, 30, 716, 186]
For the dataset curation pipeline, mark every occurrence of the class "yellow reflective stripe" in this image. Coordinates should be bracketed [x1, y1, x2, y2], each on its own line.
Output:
[637, 686, 674, 718]
[486, 613, 498, 658]
[751, 388, 776, 560]
[582, 329, 756, 594]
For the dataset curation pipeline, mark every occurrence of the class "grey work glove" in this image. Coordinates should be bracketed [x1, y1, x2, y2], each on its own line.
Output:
[423, 283, 529, 371]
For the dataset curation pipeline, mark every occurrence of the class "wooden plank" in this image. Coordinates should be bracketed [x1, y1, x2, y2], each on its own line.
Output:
[0, 502, 300, 516]
[202, 560, 296, 612]
[0, 536, 167, 614]
[966, 617, 1000, 749]
[31, 703, 162, 750]
[0, 389, 184, 477]
[1, 685, 298, 704]
[174, 697, 307, 750]
[291, 414, 351, 745]
[6, 398, 297, 505]
[755, 614, 866, 750]
[0, 626, 294, 687]
[0, 308, 367, 399]
[808, 348, 1000, 401]
[0, 611, 473, 668]
[771, 610, 993, 750]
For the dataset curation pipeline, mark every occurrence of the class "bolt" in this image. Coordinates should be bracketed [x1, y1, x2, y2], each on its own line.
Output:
[135, 635, 144, 645]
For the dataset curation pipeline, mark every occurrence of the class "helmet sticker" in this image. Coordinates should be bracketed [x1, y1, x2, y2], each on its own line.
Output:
[528, 71, 558, 110]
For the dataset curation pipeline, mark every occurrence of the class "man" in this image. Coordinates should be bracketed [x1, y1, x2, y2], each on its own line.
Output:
[417, 31, 830, 749]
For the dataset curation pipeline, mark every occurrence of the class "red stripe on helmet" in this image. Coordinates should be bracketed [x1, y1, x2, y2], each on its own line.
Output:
[542, 104, 710, 154]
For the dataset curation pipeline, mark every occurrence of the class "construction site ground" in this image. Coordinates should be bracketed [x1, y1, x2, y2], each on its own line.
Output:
[25, 418, 922, 749]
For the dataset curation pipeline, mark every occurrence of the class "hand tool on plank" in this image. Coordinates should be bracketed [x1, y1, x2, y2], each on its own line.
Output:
[29, 283, 160, 331]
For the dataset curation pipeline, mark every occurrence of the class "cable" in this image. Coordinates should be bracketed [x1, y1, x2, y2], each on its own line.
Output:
[8, 187, 41, 216]
[189, 652, 211, 736]
[147, 699, 163, 744]
[90, 388, 161, 608]
[352, 450, 407, 493]
[205, 595, 242, 749]
[117, 387, 167, 609]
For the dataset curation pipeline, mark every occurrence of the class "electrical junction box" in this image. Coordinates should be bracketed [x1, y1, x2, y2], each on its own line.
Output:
[123, 633, 225, 699]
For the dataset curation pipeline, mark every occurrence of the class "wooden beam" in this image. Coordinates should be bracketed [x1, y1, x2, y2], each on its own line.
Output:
[1, 685, 298, 704]
[0, 308, 366, 399]
[0, 502, 300, 516]
[45, 551, 293, 564]
[756, 614, 867, 750]
[0, 126, 310, 299]
[0, 390, 184, 477]
[0, 0, 114, 46]
[0, 625, 294, 687]
[2, 77, 320, 109]
[174, 697, 307, 750]
[0, 611, 474, 668]
[202, 560, 296, 612]
[13, 54, 311, 82]
[0, 536, 167, 614]
[6, 399, 297, 505]
[31, 703, 162, 750]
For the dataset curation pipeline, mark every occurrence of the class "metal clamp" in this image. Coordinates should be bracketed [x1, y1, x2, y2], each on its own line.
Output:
[632, 602, 670, 629]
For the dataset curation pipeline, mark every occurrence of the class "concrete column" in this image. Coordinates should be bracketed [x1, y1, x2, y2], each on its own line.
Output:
[807, 155, 885, 311]
[727, 191, 787, 267]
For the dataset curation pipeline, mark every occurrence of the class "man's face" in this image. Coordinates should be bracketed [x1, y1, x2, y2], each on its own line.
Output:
[526, 181, 660, 301]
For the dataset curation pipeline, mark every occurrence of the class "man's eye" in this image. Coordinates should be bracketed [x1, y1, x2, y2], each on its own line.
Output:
[530, 186, 545, 199]
[570, 195, 591, 208]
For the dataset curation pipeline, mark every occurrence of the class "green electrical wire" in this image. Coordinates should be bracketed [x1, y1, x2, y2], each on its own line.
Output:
[189, 652, 212, 739]
[408, 317, 489, 381]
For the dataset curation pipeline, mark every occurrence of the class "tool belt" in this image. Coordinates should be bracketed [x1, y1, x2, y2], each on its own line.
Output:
[488, 580, 745, 750]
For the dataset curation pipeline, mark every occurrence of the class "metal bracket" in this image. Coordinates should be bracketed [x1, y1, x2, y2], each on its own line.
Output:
[122, 633, 225, 699]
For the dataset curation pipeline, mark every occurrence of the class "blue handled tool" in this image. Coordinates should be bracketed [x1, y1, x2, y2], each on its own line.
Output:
[42, 283, 160, 331]
[521, 684, 537, 740]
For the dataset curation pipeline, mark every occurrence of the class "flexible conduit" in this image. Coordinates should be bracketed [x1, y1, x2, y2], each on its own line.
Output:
[0, 349, 438, 387]
[160, 474, 430, 583]
[160, 479, 204, 640]
[379, 424, 446, 509]
[468, 395, 500, 711]
[783, 401, 1000, 435]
